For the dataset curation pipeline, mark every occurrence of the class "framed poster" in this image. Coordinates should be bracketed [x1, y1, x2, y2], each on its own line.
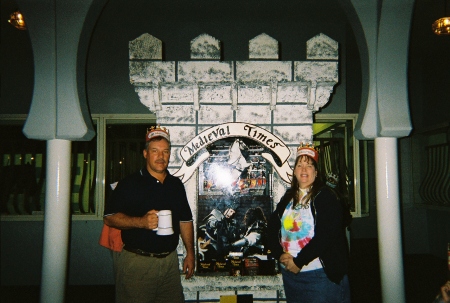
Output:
[196, 137, 274, 276]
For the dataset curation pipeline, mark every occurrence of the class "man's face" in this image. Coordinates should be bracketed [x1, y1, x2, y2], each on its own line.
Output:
[223, 208, 235, 219]
[143, 138, 170, 175]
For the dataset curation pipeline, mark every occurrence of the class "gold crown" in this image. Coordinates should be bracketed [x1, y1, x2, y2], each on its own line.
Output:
[146, 124, 170, 142]
[296, 142, 319, 162]
[326, 172, 339, 182]
[326, 172, 339, 188]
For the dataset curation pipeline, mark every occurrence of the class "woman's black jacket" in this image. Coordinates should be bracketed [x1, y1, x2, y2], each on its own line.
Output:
[266, 186, 349, 284]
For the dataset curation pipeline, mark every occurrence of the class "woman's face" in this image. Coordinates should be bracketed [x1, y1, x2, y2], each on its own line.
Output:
[294, 156, 317, 189]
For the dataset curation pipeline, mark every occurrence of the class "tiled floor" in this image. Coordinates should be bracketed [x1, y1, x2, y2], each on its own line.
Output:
[1, 239, 448, 303]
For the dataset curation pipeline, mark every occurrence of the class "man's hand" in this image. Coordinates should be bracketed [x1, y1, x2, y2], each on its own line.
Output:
[180, 221, 195, 279]
[104, 210, 158, 230]
[183, 253, 195, 279]
[141, 210, 159, 230]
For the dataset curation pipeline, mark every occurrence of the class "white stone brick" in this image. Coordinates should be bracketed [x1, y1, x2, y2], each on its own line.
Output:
[313, 84, 336, 110]
[178, 61, 233, 82]
[273, 125, 313, 144]
[184, 291, 198, 301]
[294, 61, 338, 82]
[198, 105, 233, 124]
[161, 83, 195, 103]
[161, 125, 196, 145]
[273, 174, 290, 205]
[236, 61, 292, 83]
[273, 104, 313, 124]
[156, 105, 196, 124]
[134, 87, 156, 110]
[237, 85, 271, 104]
[235, 105, 272, 124]
[184, 171, 198, 214]
[169, 146, 183, 167]
[276, 82, 309, 103]
[129, 61, 175, 84]
[200, 84, 233, 103]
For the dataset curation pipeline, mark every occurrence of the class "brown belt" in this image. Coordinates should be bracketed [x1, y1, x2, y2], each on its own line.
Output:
[123, 246, 171, 258]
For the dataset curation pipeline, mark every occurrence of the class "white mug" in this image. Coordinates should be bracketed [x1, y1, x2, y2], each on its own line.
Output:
[154, 210, 174, 236]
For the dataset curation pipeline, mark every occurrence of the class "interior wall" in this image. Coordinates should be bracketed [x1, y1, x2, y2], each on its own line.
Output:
[0, 220, 115, 285]
[1, 0, 449, 287]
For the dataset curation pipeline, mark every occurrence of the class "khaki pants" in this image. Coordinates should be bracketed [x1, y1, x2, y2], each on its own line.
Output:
[115, 249, 184, 303]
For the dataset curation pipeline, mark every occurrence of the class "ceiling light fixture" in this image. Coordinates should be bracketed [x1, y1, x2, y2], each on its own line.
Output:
[433, 0, 450, 35]
[8, 10, 27, 30]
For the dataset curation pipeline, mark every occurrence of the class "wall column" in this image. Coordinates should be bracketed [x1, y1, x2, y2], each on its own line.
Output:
[375, 137, 405, 303]
[40, 139, 72, 303]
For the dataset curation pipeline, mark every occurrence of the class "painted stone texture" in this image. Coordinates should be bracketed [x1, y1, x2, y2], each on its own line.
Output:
[129, 32, 339, 301]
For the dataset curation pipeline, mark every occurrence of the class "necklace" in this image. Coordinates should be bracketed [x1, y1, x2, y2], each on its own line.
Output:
[295, 188, 310, 209]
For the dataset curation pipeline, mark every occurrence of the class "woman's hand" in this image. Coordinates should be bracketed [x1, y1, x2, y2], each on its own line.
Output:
[280, 253, 300, 274]
[279, 252, 292, 266]
[441, 280, 450, 303]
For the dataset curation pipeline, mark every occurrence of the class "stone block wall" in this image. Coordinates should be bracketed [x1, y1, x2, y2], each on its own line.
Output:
[129, 32, 339, 302]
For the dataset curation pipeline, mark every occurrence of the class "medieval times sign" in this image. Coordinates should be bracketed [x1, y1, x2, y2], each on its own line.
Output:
[173, 122, 292, 184]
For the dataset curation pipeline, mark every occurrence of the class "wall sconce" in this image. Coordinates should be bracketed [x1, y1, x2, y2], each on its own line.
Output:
[432, 0, 450, 35]
[8, 10, 27, 30]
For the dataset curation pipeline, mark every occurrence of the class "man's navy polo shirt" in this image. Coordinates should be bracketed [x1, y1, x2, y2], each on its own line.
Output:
[104, 168, 193, 253]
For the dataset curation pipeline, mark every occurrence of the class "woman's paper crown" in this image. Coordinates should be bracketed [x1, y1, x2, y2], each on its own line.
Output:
[296, 143, 319, 162]
[146, 125, 170, 142]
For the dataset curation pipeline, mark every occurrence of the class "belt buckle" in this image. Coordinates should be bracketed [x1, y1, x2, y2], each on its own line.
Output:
[126, 247, 169, 258]
[154, 252, 169, 258]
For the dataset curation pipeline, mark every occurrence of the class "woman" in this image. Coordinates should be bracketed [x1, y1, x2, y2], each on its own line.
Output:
[267, 143, 351, 303]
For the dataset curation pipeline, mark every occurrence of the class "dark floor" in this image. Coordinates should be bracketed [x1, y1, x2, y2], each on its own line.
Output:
[1, 239, 448, 303]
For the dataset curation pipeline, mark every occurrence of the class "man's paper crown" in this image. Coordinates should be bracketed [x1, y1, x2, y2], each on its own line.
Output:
[146, 125, 170, 142]
[296, 143, 319, 162]
[326, 172, 339, 188]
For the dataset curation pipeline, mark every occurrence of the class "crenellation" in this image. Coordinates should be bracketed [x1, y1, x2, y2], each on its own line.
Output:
[190, 34, 222, 60]
[129, 33, 163, 60]
[249, 33, 279, 60]
[306, 33, 339, 60]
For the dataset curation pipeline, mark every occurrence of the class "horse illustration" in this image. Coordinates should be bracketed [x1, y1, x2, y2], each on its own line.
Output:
[227, 139, 251, 182]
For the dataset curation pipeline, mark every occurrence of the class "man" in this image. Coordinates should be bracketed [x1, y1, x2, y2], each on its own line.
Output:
[201, 202, 241, 259]
[104, 125, 194, 303]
